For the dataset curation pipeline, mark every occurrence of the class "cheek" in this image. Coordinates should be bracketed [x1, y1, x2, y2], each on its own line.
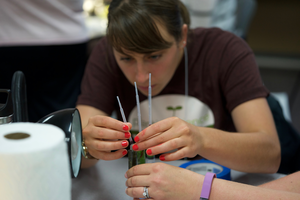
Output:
[118, 63, 135, 81]
[162, 52, 179, 73]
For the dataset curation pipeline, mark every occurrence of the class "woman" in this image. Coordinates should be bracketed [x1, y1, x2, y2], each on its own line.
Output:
[76, 0, 280, 173]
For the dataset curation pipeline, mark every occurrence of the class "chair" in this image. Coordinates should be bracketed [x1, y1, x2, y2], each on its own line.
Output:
[267, 94, 300, 174]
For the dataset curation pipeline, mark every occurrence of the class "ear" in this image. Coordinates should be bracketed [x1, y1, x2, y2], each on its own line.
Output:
[180, 24, 188, 48]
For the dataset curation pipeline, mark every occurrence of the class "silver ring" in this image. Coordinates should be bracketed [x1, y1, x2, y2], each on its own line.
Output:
[143, 187, 150, 198]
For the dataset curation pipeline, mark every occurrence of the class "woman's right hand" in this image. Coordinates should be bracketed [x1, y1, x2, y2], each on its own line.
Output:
[83, 115, 132, 160]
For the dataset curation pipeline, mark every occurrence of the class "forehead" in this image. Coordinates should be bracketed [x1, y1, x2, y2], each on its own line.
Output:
[114, 20, 177, 56]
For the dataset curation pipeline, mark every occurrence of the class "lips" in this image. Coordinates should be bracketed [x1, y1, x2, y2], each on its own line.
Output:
[138, 85, 155, 92]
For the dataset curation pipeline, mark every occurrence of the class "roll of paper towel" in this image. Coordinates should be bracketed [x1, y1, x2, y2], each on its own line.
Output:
[0, 123, 71, 200]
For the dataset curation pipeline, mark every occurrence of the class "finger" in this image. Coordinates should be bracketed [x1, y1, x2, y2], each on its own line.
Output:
[145, 138, 184, 157]
[91, 115, 132, 132]
[86, 125, 132, 140]
[89, 149, 127, 160]
[132, 127, 182, 152]
[126, 187, 152, 199]
[87, 139, 129, 151]
[134, 118, 174, 142]
[126, 163, 152, 178]
[126, 175, 150, 187]
[158, 146, 192, 161]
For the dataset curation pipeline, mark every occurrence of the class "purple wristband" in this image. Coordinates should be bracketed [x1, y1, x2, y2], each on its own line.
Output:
[200, 172, 216, 200]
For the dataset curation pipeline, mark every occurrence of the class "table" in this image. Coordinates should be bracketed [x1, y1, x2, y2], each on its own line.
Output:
[72, 158, 285, 200]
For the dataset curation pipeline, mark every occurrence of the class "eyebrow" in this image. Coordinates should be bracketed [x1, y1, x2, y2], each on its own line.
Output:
[116, 51, 132, 57]
[117, 48, 167, 58]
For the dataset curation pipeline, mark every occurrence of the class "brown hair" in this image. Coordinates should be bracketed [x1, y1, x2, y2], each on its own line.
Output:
[107, 0, 190, 54]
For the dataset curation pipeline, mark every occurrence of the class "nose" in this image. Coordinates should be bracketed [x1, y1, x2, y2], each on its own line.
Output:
[135, 61, 149, 83]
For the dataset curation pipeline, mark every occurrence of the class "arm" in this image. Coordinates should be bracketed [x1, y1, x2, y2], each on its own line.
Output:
[131, 98, 280, 173]
[125, 163, 300, 200]
[199, 97, 281, 173]
[259, 171, 300, 194]
[77, 105, 132, 168]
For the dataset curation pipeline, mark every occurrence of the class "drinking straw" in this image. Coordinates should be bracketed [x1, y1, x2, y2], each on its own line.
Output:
[134, 82, 142, 132]
[148, 73, 152, 126]
[116, 96, 133, 145]
[147, 73, 155, 163]
[134, 82, 146, 165]
[184, 47, 188, 121]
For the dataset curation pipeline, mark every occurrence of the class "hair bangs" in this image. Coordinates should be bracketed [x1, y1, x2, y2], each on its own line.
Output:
[107, 4, 173, 54]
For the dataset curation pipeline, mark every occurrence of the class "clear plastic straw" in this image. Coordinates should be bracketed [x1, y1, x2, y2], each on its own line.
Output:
[134, 82, 142, 132]
[117, 96, 133, 145]
[147, 74, 155, 163]
[148, 73, 152, 126]
[184, 47, 188, 121]
[184, 47, 188, 161]
[134, 82, 146, 165]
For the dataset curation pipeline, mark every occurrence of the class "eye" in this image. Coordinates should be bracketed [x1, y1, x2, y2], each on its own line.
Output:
[120, 57, 132, 61]
[148, 54, 161, 60]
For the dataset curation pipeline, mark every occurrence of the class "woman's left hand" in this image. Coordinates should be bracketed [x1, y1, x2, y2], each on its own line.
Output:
[132, 117, 204, 161]
[125, 163, 202, 200]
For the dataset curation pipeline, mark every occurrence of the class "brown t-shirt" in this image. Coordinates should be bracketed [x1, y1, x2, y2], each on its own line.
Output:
[77, 28, 269, 132]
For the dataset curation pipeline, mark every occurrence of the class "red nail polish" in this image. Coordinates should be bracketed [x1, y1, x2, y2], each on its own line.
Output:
[122, 150, 127, 155]
[146, 149, 152, 155]
[123, 124, 129, 131]
[125, 132, 130, 138]
[132, 144, 138, 151]
[134, 136, 139, 142]
[160, 155, 165, 161]
[122, 141, 127, 147]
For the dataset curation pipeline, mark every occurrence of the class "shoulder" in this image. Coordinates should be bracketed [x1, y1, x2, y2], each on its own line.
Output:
[93, 37, 110, 53]
[190, 27, 248, 49]
[188, 27, 253, 66]
[89, 37, 115, 64]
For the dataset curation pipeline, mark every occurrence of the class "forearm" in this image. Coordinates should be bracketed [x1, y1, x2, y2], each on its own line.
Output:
[80, 156, 99, 168]
[258, 171, 300, 194]
[193, 171, 300, 200]
[199, 127, 280, 173]
[209, 178, 300, 200]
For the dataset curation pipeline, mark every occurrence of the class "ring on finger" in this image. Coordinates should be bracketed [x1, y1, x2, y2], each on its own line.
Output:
[143, 187, 150, 198]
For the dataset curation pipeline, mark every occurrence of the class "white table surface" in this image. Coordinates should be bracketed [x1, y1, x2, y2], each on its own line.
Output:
[72, 158, 285, 200]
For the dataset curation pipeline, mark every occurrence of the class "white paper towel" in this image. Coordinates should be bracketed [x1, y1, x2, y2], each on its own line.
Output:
[0, 122, 71, 200]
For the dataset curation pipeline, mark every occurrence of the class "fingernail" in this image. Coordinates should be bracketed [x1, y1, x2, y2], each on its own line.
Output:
[159, 155, 165, 161]
[123, 124, 129, 131]
[122, 150, 127, 155]
[134, 136, 139, 142]
[146, 149, 152, 155]
[124, 173, 128, 179]
[122, 141, 128, 147]
[132, 144, 138, 151]
[125, 132, 130, 138]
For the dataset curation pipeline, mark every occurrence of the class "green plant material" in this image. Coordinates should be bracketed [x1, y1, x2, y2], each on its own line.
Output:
[130, 130, 146, 165]
[137, 149, 146, 165]
[128, 150, 137, 169]
[167, 105, 183, 116]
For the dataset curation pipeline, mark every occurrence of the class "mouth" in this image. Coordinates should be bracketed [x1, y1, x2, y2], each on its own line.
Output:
[138, 85, 155, 92]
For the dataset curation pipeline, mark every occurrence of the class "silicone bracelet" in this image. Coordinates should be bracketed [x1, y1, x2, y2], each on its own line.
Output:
[200, 172, 216, 200]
